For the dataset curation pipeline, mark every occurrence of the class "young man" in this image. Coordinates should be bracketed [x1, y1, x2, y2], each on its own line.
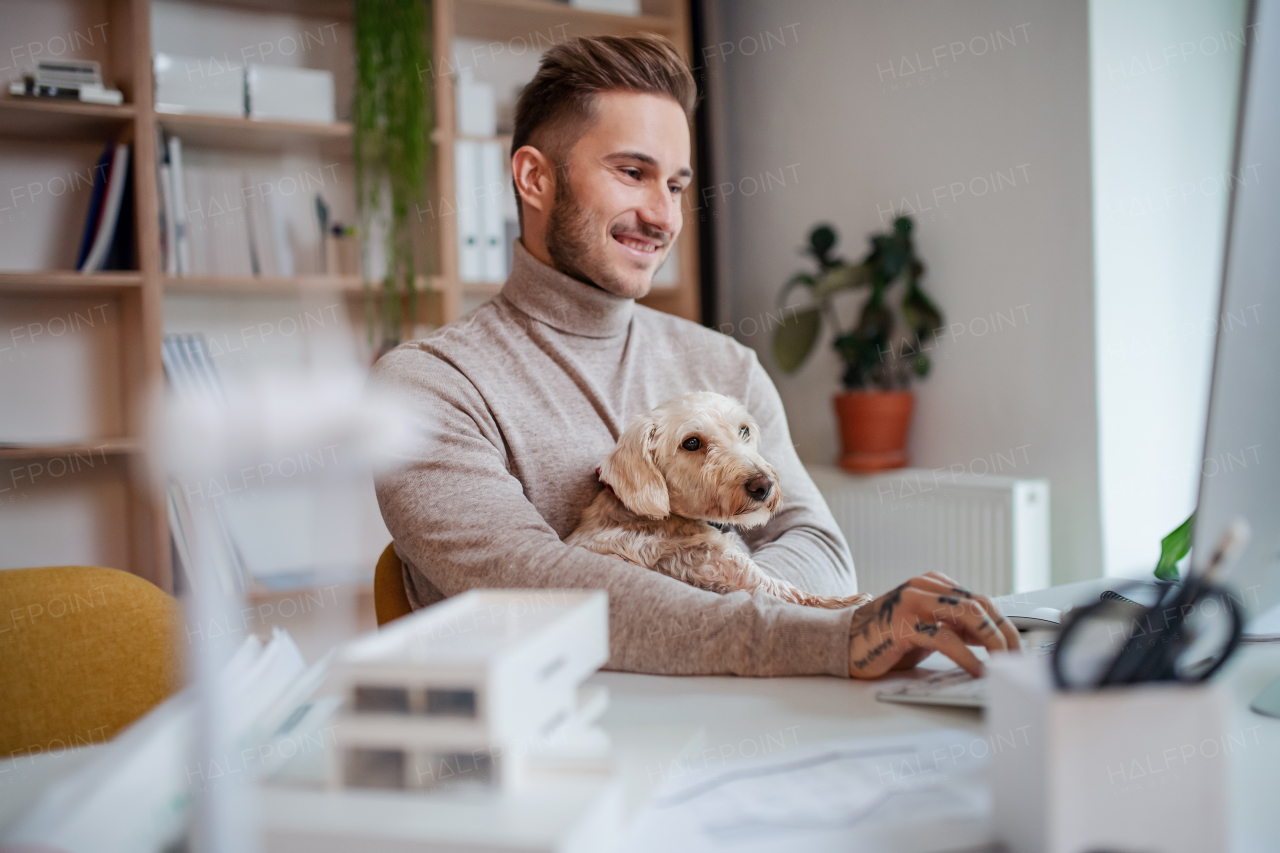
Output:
[372, 35, 1018, 678]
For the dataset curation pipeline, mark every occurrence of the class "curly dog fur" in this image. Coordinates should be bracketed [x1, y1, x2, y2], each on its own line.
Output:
[567, 391, 870, 609]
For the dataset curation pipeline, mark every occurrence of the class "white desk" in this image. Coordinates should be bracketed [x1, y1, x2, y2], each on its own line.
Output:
[4, 581, 1279, 852]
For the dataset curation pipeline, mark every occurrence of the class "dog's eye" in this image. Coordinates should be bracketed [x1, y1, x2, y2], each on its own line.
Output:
[681, 436, 701, 451]
[739, 426, 750, 439]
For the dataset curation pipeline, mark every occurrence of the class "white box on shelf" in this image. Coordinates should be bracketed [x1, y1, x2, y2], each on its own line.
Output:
[987, 654, 1230, 853]
[457, 77, 497, 137]
[154, 53, 244, 117]
[806, 464, 1050, 596]
[247, 64, 335, 124]
[570, 0, 642, 15]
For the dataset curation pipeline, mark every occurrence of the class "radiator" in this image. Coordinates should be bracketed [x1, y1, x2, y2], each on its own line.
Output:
[806, 464, 1050, 597]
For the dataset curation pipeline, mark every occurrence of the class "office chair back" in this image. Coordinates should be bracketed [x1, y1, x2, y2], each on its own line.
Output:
[374, 543, 413, 626]
[0, 565, 183, 757]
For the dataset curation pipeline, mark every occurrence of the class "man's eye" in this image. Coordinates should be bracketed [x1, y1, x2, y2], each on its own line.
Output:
[669, 184, 683, 195]
[622, 168, 642, 180]
[681, 436, 701, 451]
[739, 426, 750, 439]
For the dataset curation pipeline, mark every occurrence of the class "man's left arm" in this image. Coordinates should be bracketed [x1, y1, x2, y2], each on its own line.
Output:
[736, 355, 859, 598]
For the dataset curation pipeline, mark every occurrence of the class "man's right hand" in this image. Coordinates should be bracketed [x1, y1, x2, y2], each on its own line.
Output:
[847, 571, 1021, 679]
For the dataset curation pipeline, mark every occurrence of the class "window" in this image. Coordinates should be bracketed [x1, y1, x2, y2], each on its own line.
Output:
[353, 685, 410, 713]
[344, 748, 405, 789]
[425, 688, 477, 717]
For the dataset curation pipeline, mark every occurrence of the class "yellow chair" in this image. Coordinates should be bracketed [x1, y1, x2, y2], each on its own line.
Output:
[374, 543, 413, 627]
[0, 565, 183, 758]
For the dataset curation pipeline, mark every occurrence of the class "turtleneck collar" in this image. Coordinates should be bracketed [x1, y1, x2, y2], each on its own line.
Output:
[499, 239, 635, 338]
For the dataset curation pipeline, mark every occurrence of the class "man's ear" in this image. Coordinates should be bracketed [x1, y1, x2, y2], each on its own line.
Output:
[511, 144, 554, 215]
[599, 418, 670, 519]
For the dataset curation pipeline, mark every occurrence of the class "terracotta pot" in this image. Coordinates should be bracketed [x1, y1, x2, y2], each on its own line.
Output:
[834, 390, 914, 473]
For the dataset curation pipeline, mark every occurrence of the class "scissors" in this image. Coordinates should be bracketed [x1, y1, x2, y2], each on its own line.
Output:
[1052, 523, 1248, 690]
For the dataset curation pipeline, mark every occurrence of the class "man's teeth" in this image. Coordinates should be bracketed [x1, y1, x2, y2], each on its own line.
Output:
[615, 235, 658, 253]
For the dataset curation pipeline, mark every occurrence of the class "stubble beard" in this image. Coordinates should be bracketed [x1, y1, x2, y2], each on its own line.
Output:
[545, 167, 665, 297]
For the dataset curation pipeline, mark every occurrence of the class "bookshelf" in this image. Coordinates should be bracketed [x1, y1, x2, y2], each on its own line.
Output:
[0, 0, 699, 593]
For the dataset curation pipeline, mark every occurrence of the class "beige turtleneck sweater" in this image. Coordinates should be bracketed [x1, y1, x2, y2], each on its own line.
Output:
[371, 241, 861, 677]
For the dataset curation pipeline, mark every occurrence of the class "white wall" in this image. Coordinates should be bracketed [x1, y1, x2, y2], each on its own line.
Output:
[1090, 0, 1247, 578]
[711, 0, 1101, 584]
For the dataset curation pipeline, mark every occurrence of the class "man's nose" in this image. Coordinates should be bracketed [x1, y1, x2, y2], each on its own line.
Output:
[745, 474, 774, 502]
[640, 184, 681, 236]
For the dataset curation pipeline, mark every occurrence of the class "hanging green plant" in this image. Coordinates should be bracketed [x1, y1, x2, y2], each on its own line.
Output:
[354, 0, 433, 354]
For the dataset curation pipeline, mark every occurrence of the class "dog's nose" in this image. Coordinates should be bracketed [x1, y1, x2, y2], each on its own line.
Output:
[745, 475, 773, 502]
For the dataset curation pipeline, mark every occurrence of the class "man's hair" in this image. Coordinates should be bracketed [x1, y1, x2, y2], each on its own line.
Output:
[511, 34, 696, 220]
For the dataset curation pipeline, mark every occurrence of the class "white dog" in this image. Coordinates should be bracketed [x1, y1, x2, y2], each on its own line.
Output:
[568, 392, 871, 609]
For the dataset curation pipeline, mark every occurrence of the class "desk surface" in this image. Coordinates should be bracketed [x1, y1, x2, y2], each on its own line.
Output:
[590, 579, 1280, 852]
[4, 582, 1279, 852]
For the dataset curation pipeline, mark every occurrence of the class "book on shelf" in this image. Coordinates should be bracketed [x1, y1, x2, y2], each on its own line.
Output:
[479, 140, 507, 281]
[455, 138, 517, 283]
[162, 333, 244, 594]
[160, 132, 302, 278]
[167, 136, 192, 274]
[77, 143, 134, 273]
[455, 139, 483, 282]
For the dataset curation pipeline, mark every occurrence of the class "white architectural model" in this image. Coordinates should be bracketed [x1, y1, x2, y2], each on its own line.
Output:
[326, 589, 611, 794]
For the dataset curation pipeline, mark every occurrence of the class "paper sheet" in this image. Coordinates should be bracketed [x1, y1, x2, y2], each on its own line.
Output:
[621, 728, 994, 853]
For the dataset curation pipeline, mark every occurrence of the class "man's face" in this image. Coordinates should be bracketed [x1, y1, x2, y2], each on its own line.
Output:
[544, 91, 692, 299]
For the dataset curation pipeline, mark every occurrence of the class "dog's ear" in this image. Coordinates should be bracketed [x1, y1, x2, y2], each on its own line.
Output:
[599, 417, 670, 519]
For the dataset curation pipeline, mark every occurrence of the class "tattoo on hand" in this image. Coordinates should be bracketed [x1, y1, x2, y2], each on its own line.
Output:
[950, 586, 973, 599]
[851, 636, 895, 670]
[938, 595, 961, 606]
[914, 621, 939, 637]
[849, 583, 907, 641]
[978, 618, 994, 634]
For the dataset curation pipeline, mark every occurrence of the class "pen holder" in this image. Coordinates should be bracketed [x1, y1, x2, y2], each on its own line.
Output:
[987, 654, 1230, 853]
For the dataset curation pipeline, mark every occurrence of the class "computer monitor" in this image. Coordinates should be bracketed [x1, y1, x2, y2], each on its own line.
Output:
[1193, 0, 1280, 628]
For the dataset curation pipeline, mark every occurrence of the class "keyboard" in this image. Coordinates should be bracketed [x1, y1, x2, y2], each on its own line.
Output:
[875, 639, 1056, 709]
[876, 668, 986, 708]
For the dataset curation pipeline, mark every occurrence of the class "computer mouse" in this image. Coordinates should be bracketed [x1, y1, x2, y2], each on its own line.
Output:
[1008, 607, 1061, 632]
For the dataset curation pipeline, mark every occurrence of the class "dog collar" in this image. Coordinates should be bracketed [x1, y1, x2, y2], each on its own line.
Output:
[594, 466, 618, 499]
[595, 466, 728, 530]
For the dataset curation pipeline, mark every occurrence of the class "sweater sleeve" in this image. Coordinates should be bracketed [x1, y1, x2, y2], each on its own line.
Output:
[370, 345, 854, 678]
[736, 353, 862, 597]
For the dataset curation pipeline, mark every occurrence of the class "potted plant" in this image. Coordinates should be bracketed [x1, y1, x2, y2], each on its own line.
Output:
[772, 216, 943, 472]
[354, 0, 433, 356]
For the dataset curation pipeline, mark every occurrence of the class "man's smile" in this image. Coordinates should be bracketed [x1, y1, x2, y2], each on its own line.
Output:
[612, 231, 664, 256]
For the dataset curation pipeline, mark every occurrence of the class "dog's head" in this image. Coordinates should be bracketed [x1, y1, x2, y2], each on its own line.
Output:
[598, 391, 782, 528]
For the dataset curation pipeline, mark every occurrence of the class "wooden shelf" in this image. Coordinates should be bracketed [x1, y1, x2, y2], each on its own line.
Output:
[453, 0, 676, 41]
[164, 274, 364, 295]
[0, 271, 143, 294]
[0, 439, 144, 461]
[156, 112, 353, 156]
[171, 0, 354, 19]
[0, 98, 136, 141]
[163, 274, 452, 296]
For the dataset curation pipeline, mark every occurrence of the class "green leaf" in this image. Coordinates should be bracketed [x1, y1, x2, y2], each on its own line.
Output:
[808, 222, 839, 262]
[902, 285, 944, 340]
[776, 273, 816, 313]
[812, 263, 870, 300]
[1154, 512, 1195, 581]
[772, 307, 822, 373]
